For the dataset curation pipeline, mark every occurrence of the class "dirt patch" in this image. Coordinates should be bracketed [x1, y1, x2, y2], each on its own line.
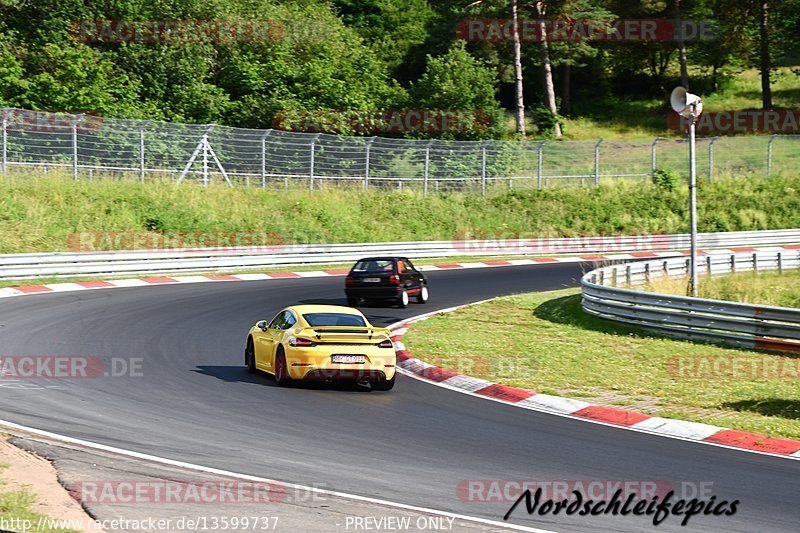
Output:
[0, 435, 102, 532]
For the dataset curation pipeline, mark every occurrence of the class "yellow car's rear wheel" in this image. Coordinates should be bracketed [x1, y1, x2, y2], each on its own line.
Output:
[274, 347, 293, 386]
[372, 374, 395, 391]
[245, 338, 256, 374]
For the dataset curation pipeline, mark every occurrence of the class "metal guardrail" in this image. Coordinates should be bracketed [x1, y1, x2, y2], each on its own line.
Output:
[581, 248, 800, 353]
[2, 229, 800, 280]
[3, 108, 800, 194]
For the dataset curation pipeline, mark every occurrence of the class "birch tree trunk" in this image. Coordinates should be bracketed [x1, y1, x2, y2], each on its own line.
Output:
[535, 1, 562, 138]
[759, 0, 773, 110]
[675, 0, 689, 89]
[511, 0, 526, 138]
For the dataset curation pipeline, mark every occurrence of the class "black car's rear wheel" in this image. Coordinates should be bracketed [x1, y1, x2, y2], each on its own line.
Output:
[398, 289, 409, 308]
[416, 285, 429, 304]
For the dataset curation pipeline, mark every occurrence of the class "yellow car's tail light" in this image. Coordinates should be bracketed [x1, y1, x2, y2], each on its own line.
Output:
[289, 337, 317, 347]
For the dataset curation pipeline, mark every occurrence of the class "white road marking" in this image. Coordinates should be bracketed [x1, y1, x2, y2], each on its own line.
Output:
[0, 419, 555, 533]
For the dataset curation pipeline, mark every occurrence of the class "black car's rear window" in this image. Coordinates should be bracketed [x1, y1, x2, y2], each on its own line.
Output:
[303, 313, 367, 327]
[352, 260, 394, 273]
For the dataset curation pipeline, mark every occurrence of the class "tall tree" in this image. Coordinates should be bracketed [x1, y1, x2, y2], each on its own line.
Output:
[533, 1, 561, 137]
[511, 0, 526, 137]
[758, 0, 772, 109]
[675, 0, 689, 89]
[466, 0, 528, 138]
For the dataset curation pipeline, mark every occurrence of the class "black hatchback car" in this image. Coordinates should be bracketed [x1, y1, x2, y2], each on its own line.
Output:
[345, 257, 429, 308]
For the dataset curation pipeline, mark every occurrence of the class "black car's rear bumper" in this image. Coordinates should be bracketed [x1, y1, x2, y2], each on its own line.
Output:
[345, 286, 403, 299]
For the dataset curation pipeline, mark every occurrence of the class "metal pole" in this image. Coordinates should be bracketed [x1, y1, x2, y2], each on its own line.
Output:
[202, 134, 209, 187]
[261, 130, 272, 190]
[1, 111, 7, 175]
[767, 134, 777, 178]
[708, 137, 716, 182]
[480, 141, 488, 197]
[594, 139, 603, 187]
[689, 119, 698, 297]
[651, 137, 661, 177]
[364, 136, 376, 190]
[309, 134, 320, 191]
[423, 141, 432, 196]
[138, 125, 146, 182]
[537, 141, 545, 189]
[71, 116, 82, 181]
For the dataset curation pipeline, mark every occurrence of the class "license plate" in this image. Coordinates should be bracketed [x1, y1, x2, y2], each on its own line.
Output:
[332, 355, 366, 364]
[363, 277, 381, 283]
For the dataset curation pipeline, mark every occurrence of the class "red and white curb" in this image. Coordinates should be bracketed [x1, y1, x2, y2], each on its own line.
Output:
[389, 304, 800, 460]
[1, 245, 798, 300]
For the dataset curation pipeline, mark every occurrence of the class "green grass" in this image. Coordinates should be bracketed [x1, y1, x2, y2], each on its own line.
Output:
[647, 268, 800, 308]
[2, 172, 800, 254]
[0, 463, 77, 533]
[557, 67, 800, 140]
[403, 289, 800, 439]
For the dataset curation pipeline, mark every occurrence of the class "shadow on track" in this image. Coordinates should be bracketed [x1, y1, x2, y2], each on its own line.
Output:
[193, 365, 373, 392]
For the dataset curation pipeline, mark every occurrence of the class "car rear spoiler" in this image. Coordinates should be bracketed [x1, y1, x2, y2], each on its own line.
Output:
[302, 326, 385, 340]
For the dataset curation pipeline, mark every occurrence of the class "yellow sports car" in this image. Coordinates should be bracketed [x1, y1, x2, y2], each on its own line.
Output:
[245, 305, 397, 390]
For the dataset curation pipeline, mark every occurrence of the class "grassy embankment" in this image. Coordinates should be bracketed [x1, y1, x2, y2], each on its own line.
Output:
[403, 288, 800, 440]
[2, 173, 800, 255]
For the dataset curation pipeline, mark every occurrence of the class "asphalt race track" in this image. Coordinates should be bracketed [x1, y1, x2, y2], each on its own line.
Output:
[0, 262, 798, 532]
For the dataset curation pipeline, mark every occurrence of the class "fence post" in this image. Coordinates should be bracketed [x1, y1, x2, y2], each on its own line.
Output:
[537, 141, 545, 189]
[778, 251, 783, 274]
[708, 137, 717, 182]
[644, 263, 650, 284]
[753, 253, 758, 272]
[71, 115, 83, 181]
[261, 129, 272, 190]
[767, 134, 777, 178]
[138, 124, 146, 182]
[364, 136, 376, 191]
[706, 255, 712, 276]
[423, 140, 433, 196]
[201, 134, 209, 187]
[730, 254, 736, 273]
[480, 141, 488, 197]
[625, 265, 631, 287]
[309, 133, 320, 191]
[1, 110, 8, 175]
[651, 137, 662, 178]
[594, 138, 603, 186]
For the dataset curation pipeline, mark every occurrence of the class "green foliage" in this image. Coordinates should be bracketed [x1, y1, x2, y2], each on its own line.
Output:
[412, 42, 503, 139]
[0, 0, 797, 138]
[529, 104, 564, 138]
[652, 167, 681, 192]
